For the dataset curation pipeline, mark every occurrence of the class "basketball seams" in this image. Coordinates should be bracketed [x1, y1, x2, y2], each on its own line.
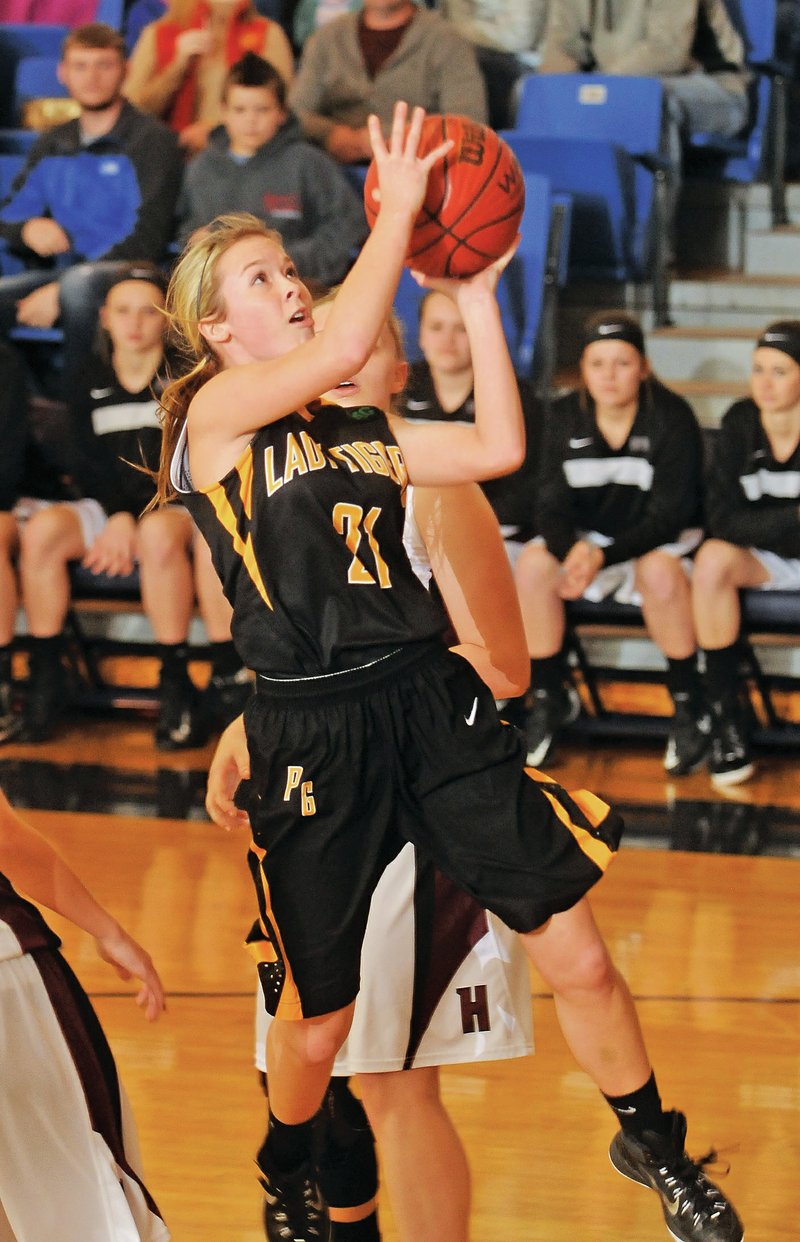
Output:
[363, 114, 525, 277]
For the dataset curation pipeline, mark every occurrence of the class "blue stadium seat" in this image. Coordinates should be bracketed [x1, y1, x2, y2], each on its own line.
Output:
[687, 0, 790, 226]
[391, 173, 570, 390]
[495, 173, 571, 387]
[0, 25, 67, 128]
[506, 74, 670, 325]
[13, 55, 66, 122]
[0, 52, 68, 153]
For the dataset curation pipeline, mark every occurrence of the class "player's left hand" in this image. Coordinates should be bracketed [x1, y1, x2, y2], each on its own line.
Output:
[558, 539, 604, 600]
[83, 512, 137, 577]
[410, 235, 521, 304]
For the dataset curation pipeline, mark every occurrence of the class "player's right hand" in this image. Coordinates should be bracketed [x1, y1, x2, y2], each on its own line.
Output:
[206, 713, 251, 832]
[95, 928, 165, 1021]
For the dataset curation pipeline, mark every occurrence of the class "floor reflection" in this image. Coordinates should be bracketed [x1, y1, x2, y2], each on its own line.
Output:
[1, 759, 799, 856]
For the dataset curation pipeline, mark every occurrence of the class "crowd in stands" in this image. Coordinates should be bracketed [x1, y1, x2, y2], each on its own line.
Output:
[0, 2, 799, 782]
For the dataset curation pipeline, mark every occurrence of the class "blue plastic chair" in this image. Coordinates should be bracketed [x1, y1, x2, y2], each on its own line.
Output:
[13, 55, 67, 123]
[687, 0, 790, 226]
[505, 73, 669, 324]
[495, 172, 571, 387]
[391, 172, 570, 390]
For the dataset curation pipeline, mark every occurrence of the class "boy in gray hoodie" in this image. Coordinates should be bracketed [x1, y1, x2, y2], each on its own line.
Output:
[178, 53, 367, 287]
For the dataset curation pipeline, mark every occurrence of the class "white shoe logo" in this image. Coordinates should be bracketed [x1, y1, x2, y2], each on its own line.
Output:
[464, 697, 478, 726]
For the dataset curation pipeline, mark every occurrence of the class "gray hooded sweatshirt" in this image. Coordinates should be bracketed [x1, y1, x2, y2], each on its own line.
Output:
[178, 113, 368, 285]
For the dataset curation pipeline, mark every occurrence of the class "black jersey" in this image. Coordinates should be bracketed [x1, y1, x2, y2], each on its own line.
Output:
[707, 398, 800, 558]
[174, 402, 448, 676]
[400, 362, 541, 539]
[64, 355, 166, 516]
[537, 380, 704, 565]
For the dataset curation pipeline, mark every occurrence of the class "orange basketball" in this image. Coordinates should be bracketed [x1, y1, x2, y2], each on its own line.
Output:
[363, 114, 525, 278]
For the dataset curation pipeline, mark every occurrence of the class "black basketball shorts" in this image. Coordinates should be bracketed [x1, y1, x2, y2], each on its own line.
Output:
[240, 640, 623, 1021]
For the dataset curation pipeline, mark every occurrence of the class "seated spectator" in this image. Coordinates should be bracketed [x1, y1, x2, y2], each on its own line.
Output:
[4, 265, 251, 748]
[514, 311, 706, 774]
[439, 0, 548, 129]
[0, 341, 36, 744]
[398, 289, 540, 564]
[540, 0, 749, 252]
[0, 23, 181, 387]
[289, 0, 487, 164]
[124, 0, 294, 154]
[291, 0, 361, 52]
[692, 321, 800, 788]
[178, 53, 366, 285]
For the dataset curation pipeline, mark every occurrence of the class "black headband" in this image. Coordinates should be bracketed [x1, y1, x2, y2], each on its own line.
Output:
[756, 326, 800, 367]
[107, 265, 169, 297]
[582, 318, 646, 356]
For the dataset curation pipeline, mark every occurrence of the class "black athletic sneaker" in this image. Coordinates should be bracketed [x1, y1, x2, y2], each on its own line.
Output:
[202, 666, 254, 733]
[663, 703, 711, 776]
[524, 684, 580, 767]
[18, 659, 67, 743]
[257, 1146, 331, 1242]
[155, 675, 208, 751]
[609, 1110, 743, 1242]
[0, 679, 23, 744]
[707, 700, 754, 788]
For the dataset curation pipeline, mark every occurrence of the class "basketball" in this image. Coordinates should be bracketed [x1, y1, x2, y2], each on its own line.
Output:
[363, 114, 525, 278]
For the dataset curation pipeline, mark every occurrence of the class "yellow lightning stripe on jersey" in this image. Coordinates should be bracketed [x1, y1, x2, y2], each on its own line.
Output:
[206, 448, 273, 610]
[524, 765, 617, 872]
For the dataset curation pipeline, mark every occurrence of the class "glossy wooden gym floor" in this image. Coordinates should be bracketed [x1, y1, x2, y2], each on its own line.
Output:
[2, 714, 798, 1241]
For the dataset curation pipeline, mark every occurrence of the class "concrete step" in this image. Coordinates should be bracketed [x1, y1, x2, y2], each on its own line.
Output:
[677, 180, 800, 271]
[645, 324, 759, 382]
[661, 272, 800, 328]
[669, 378, 748, 427]
[744, 225, 800, 275]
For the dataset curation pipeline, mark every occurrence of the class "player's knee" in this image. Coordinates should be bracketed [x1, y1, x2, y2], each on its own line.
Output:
[692, 538, 738, 593]
[515, 541, 560, 594]
[636, 551, 685, 605]
[301, 1011, 353, 1067]
[561, 935, 616, 996]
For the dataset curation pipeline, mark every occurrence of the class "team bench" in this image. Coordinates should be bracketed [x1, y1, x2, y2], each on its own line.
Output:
[563, 591, 800, 749]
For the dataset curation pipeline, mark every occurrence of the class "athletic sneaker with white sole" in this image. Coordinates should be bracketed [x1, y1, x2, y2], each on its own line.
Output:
[609, 1110, 743, 1242]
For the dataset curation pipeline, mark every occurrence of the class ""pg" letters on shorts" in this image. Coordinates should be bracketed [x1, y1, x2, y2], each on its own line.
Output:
[283, 766, 316, 816]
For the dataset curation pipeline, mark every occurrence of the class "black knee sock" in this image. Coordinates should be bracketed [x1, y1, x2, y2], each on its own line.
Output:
[703, 642, 741, 706]
[264, 1109, 317, 1173]
[318, 1079, 380, 1240]
[529, 652, 565, 696]
[0, 644, 12, 684]
[665, 654, 704, 712]
[27, 633, 63, 675]
[157, 642, 190, 682]
[604, 1071, 671, 1140]
[209, 639, 243, 679]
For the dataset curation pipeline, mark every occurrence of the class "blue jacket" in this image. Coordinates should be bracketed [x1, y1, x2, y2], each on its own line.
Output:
[0, 101, 180, 264]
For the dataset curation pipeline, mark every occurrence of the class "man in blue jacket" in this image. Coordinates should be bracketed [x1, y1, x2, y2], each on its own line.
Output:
[0, 22, 180, 382]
